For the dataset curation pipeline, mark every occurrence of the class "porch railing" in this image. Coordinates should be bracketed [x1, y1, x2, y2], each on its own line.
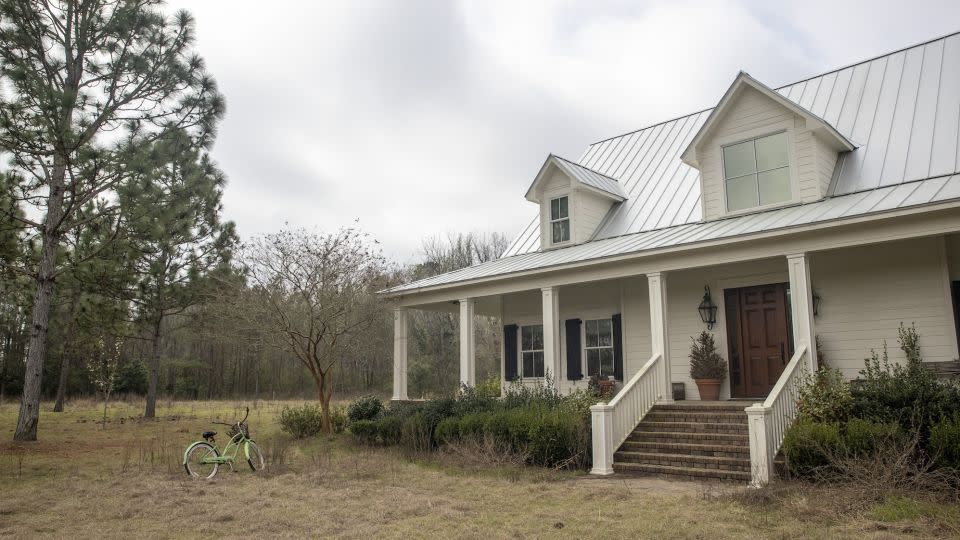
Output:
[745, 344, 810, 486]
[590, 353, 664, 475]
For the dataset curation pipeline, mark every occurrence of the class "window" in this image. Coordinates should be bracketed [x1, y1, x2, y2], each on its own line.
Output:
[723, 132, 791, 212]
[520, 324, 545, 378]
[584, 319, 614, 378]
[550, 196, 570, 243]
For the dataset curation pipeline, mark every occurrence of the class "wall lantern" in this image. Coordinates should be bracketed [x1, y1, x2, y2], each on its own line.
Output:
[813, 289, 822, 317]
[698, 285, 718, 330]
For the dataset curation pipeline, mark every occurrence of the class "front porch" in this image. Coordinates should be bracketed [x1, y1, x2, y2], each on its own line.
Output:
[389, 234, 960, 483]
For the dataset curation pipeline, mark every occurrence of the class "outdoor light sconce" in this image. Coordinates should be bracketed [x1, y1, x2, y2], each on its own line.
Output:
[813, 289, 822, 317]
[698, 285, 718, 330]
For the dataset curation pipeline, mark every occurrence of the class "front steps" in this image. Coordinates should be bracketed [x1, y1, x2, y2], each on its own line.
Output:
[613, 402, 754, 482]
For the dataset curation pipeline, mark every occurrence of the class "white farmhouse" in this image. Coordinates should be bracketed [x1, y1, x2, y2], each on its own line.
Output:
[383, 31, 960, 485]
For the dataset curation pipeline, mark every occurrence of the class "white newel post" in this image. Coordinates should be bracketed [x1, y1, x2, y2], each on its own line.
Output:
[541, 287, 560, 387]
[745, 404, 772, 486]
[647, 272, 672, 402]
[590, 403, 615, 475]
[392, 307, 409, 401]
[786, 253, 817, 372]
[459, 298, 476, 387]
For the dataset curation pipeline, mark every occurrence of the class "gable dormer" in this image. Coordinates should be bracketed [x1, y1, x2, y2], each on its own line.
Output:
[681, 72, 855, 221]
[525, 155, 627, 250]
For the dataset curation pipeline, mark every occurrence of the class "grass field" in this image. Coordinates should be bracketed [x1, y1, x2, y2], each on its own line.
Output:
[1, 398, 958, 539]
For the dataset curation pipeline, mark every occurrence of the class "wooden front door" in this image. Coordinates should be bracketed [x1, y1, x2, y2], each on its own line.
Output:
[725, 283, 793, 398]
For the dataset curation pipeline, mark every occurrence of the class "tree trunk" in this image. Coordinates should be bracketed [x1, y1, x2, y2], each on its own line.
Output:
[144, 316, 163, 418]
[14, 158, 66, 441]
[317, 371, 333, 434]
[53, 294, 80, 412]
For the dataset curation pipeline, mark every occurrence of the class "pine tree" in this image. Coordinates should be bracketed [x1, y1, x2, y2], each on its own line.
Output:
[0, 0, 224, 440]
[120, 129, 236, 418]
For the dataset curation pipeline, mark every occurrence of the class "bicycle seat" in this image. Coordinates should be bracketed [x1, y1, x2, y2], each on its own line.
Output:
[202, 431, 216, 439]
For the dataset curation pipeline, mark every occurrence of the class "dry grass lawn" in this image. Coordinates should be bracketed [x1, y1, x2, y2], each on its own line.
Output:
[1, 398, 958, 539]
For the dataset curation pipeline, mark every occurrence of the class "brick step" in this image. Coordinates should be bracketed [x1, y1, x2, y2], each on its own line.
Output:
[612, 462, 752, 482]
[635, 421, 748, 434]
[614, 451, 751, 472]
[618, 440, 749, 458]
[645, 411, 748, 424]
[627, 430, 748, 444]
[651, 402, 754, 413]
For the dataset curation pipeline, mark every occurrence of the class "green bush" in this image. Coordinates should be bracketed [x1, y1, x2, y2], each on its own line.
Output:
[401, 412, 433, 452]
[330, 405, 348, 434]
[349, 419, 379, 445]
[783, 418, 904, 477]
[796, 367, 853, 423]
[930, 416, 960, 470]
[113, 360, 148, 394]
[279, 404, 325, 439]
[347, 395, 384, 423]
[376, 414, 404, 446]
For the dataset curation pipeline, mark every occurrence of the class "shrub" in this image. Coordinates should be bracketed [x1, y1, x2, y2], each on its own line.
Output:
[851, 324, 956, 437]
[783, 418, 904, 478]
[279, 404, 325, 439]
[113, 360, 148, 394]
[330, 405, 348, 434]
[930, 416, 960, 470]
[347, 395, 384, 423]
[796, 366, 853, 423]
[376, 414, 404, 446]
[401, 412, 433, 452]
[689, 331, 727, 380]
[349, 419, 379, 445]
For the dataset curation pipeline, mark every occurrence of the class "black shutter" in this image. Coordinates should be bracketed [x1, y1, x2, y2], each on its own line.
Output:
[612, 313, 624, 381]
[565, 319, 582, 380]
[504, 324, 519, 381]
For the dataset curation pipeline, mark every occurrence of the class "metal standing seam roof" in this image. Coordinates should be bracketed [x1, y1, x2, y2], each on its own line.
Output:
[385, 31, 960, 296]
[548, 155, 627, 200]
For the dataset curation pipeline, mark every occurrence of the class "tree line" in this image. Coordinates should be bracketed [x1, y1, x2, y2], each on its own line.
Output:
[0, 1, 504, 440]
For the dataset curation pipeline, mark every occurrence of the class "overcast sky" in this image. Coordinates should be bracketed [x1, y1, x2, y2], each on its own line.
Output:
[166, 0, 960, 264]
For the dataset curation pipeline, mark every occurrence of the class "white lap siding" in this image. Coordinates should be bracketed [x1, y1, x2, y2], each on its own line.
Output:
[814, 236, 959, 378]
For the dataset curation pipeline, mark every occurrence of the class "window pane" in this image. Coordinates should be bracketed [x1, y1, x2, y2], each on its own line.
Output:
[585, 320, 598, 347]
[522, 352, 534, 378]
[723, 140, 756, 179]
[559, 219, 569, 242]
[759, 167, 791, 205]
[726, 174, 758, 211]
[533, 352, 544, 377]
[755, 132, 788, 171]
[531, 325, 543, 349]
[558, 196, 568, 219]
[600, 349, 614, 377]
[550, 198, 560, 220]
[551, 221, 563, 243]
[587, 349, 600, 377]
[598, 319, 612, 347]
[521, 327, 532, 351]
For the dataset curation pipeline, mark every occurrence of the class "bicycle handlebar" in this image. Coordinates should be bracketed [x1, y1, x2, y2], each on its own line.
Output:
[211, 407, 251, 428]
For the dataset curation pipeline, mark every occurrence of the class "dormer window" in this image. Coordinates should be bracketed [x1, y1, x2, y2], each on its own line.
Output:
[550, 196, 570, 243]
[723, 132, 791, 212]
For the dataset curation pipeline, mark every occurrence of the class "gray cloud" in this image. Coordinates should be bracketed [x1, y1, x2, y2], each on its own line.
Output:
[168, 0, 960, 263]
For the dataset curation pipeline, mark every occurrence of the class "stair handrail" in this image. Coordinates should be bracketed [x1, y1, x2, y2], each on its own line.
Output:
[745, 343, 810, 486]
[590, 353, 663, 475]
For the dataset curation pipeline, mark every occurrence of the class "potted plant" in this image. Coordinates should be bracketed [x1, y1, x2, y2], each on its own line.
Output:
[689, 331, 727, 401]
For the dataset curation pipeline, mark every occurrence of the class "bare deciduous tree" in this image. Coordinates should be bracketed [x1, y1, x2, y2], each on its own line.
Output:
[235, 227, 388, 432]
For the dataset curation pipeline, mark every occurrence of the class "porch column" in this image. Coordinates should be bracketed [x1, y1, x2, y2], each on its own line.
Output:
[542, 287, 561, 386]
[459, 298, 476, 387]
[786, 253, 817, 371]
[392, 307, 408, 401]
[647, 272, 673, 403]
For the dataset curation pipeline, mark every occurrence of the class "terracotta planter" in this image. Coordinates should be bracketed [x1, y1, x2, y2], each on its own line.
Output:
[694, 378, 722, 401]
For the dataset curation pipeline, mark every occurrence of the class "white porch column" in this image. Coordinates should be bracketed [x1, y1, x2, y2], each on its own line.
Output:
[392, 307, 408, 401]
[541, 287, 561, 386]
[745, 404, 772, 486]
[647, 272, 672, 403]
[459, 298, 476, 387]
[786, 253, 817, 371]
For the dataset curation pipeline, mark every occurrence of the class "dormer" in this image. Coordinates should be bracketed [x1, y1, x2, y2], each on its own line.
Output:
[525, 155, 627, 250]
[681, 72, 855, 221]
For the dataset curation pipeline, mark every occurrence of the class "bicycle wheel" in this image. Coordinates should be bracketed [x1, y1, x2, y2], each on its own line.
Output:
[184, 442, 220, 479]
[246, 441, 266, 472]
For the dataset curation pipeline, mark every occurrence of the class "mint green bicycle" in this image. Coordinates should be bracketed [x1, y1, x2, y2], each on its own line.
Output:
[183, 407, 265, 479]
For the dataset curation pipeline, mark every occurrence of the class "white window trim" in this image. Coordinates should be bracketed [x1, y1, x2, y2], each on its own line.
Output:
[518, 323, 545, 380]
[718, 128, 800, 217]
[549, 195, 571, 245]
[583, 317, 615, 380]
